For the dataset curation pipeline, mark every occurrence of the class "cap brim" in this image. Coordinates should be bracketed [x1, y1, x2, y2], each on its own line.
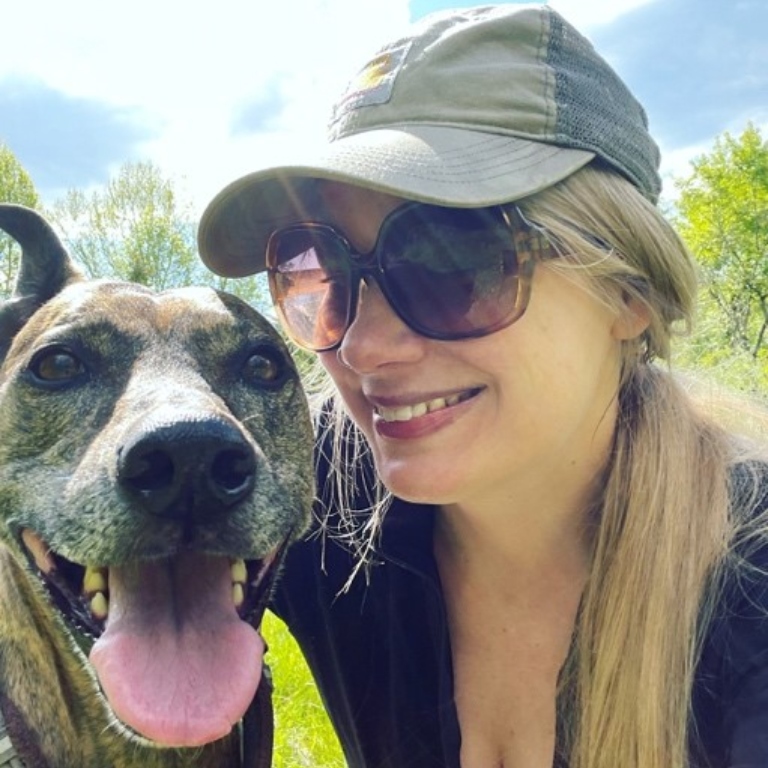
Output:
[198, 125, 594, 278]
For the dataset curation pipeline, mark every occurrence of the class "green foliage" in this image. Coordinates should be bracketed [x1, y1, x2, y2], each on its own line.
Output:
[48, 161, 269, 309]
[50, 163, 185, 287]
[264, 612, 346, 767]
[673, 334, 768, 397]
[674, 124, 768, 362]
[0, 143, 41, 298]
[0, 143, 38, 206]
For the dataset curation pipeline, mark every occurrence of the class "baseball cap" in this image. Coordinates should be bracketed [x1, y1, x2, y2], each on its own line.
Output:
[198, 3, 661, 278]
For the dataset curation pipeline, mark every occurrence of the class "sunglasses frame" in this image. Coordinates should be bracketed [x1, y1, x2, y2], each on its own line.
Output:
[266, 202, 558, 352]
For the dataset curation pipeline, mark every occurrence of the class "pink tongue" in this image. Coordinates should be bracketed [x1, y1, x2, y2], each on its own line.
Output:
[90, 552, 263, 747]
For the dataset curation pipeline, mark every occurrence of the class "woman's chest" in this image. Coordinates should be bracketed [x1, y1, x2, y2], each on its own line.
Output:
[450, 622, 565, 768]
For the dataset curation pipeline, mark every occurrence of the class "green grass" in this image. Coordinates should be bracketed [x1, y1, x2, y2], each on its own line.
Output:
[263, 611, 347, 768]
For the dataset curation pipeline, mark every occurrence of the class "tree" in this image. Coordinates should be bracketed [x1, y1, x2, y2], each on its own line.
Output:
[675, 124, 768, 361]
[0, 143, 41, 297]
[51, 161, 268, 308]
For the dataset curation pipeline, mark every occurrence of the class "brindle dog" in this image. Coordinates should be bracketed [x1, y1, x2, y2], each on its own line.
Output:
[0, 204, 314, 767]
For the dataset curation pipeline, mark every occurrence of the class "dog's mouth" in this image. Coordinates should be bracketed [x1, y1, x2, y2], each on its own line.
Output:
[20, 529, 282, 638]
[20, 528, 288, 747]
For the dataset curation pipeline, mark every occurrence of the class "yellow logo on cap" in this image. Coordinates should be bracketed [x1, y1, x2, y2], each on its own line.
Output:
[332, 41, 412, 120]
[354, 53, 396, 93]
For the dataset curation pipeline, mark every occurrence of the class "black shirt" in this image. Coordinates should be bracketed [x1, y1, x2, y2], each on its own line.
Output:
[272, 454, 768, 768]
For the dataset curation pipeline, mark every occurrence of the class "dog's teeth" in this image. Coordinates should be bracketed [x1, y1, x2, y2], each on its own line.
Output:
[21, 529, 56, 573]
[90, 592, 109, 620]
[233, 583, 245, 609]
[231, 558, 247, 584]
[83, 566, 108, 595]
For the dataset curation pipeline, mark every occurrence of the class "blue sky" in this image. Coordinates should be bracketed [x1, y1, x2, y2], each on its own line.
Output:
[2, 0, 766, 214]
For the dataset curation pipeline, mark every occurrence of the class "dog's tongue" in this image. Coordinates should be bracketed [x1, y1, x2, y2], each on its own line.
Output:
[90, 552, 263, 747]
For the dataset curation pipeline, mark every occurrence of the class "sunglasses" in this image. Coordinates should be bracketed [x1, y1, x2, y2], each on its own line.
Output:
[266, 202, 559, 352]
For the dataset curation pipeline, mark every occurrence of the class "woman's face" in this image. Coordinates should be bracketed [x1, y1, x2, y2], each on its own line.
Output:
[315, 182, 641, 513]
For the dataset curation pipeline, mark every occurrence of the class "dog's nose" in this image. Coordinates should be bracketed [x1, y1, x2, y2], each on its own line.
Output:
[117, 417, 257, 523]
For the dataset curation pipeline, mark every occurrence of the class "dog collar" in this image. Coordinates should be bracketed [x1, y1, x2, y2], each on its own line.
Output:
[0, 707, 23, 768]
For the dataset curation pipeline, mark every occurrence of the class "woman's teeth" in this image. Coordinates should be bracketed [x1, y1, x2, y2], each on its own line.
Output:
[377, 393, 465, 423]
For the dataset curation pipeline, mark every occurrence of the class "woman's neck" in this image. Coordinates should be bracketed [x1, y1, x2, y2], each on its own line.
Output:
[433, 470, 599, 596]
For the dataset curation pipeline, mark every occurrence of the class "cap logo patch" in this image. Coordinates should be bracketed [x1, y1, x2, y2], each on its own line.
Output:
[333, 41, 412, 119]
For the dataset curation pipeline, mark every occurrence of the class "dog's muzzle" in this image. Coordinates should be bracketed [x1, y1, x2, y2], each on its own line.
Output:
[117, 415, 258, 529]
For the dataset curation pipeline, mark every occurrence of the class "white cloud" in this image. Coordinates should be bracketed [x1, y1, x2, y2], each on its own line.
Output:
[2, 0, 409, 211]
[546, 0, 661, 28]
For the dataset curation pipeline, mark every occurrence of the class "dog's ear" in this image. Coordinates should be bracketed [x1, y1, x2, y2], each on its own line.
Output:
[0, 204, 85, 359]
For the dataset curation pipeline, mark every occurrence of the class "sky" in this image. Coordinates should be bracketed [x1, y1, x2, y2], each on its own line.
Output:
[2, 0, 767, 216]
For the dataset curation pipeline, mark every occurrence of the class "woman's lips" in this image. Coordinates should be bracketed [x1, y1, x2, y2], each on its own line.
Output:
[375, 392, 466, 422]
[370, 388, 482, 436]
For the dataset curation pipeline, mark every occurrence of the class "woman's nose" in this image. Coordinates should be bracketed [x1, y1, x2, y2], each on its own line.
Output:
[336, 279, 425, 372]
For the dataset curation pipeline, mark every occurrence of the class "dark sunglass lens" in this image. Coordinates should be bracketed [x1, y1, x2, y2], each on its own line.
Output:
[382, 208, 522, 337]
[269, 228, 352, 350]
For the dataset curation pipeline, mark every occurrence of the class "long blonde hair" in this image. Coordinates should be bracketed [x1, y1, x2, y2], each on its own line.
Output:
[310, 163, 768, 767]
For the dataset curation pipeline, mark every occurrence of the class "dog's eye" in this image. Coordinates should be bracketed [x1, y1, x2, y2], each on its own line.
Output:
[242, 345, 288, 387]
[29, 346, 86, 384]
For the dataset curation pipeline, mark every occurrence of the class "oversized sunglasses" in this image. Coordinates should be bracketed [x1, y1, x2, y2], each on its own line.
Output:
[266, 202, 559, 352]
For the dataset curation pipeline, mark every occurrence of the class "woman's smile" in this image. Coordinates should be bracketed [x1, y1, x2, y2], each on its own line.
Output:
[370, 387, 484, 441]
[373, 388, 482, 423]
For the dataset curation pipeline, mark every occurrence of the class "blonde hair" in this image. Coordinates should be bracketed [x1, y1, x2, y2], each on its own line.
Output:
[308, 163, 768, 768]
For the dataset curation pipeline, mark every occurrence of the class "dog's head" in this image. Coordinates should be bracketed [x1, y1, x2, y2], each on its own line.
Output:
[0, 204, 314, 748]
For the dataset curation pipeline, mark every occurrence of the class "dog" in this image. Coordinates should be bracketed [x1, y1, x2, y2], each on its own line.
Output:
[0, 204, 314, 767]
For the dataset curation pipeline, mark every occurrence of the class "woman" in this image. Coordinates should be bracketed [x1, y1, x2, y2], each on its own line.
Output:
[198, 5, 768, 767]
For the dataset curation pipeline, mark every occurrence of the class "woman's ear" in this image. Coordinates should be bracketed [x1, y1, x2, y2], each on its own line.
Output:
[612, 295, 651, 341]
